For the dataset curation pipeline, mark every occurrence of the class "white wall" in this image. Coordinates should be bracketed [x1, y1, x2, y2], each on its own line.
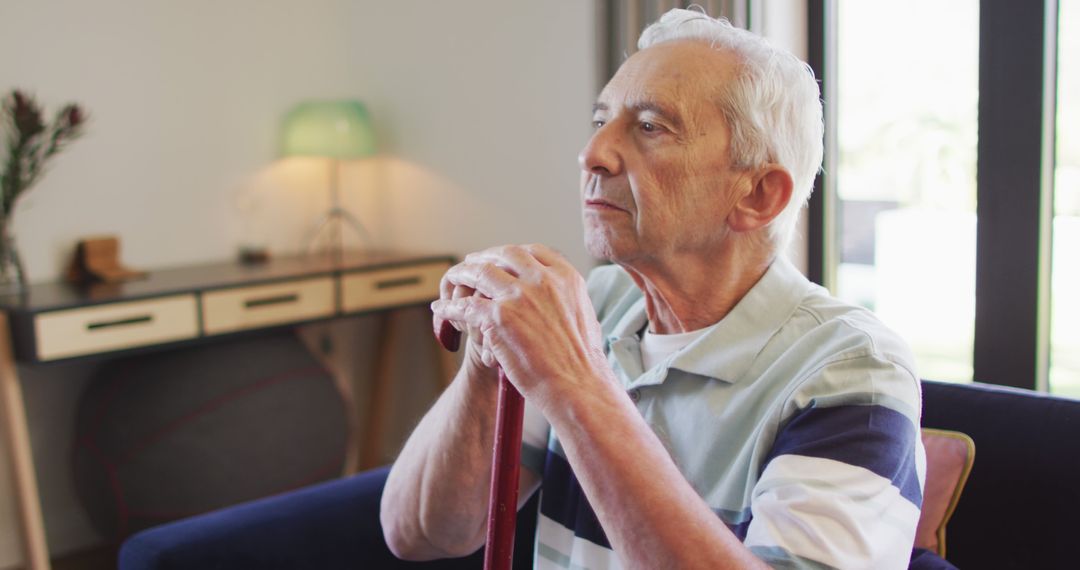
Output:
[0, 0, 596, 565]
[1, 1, 596, 282]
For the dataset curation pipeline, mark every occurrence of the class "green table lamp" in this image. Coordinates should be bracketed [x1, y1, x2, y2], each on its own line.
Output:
[280, 100, 377, 258]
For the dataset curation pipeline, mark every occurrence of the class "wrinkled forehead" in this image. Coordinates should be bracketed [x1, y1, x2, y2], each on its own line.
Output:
[597, 40, 739, 121]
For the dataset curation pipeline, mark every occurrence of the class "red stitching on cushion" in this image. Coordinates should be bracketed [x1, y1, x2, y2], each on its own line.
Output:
[78, 436, 130, 538]
[115, 366, 327, 467]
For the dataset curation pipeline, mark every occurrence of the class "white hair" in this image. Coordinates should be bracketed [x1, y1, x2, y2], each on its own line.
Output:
[638, 8, 824, 251]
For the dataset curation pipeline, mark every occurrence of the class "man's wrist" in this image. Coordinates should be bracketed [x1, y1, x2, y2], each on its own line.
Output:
[532, 362, 628, 428]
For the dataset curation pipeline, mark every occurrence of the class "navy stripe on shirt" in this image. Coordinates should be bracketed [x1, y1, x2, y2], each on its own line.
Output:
[541, 450, 760, 547]
[540, 449, 612, 549]
[763, 403, 922, 506]
[727, 518, 751, 541]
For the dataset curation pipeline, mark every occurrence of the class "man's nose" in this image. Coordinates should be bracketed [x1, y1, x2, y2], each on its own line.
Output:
[578, 125, 623, 177]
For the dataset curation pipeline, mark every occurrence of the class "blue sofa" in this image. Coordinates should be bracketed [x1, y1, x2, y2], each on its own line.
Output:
[119, 380, 1080, 569]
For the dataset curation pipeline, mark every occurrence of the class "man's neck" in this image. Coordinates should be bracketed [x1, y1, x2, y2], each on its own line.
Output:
[620, 238, 775, 334]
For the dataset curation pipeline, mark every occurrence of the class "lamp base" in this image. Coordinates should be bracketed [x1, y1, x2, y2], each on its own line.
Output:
[304, 207, 372, 259]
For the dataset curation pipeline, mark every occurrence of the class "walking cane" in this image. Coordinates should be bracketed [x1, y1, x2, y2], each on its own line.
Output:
[437, 320, 524, 570]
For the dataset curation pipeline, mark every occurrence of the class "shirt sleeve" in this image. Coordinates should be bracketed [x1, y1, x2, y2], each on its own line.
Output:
[743, 354, 926, 570]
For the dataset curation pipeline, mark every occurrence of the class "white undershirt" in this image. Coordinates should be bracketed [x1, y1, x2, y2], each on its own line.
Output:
[639, 326, 710, 371]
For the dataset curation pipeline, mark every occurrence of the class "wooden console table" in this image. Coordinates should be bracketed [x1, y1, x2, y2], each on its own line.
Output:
[0, 251, 454, 569]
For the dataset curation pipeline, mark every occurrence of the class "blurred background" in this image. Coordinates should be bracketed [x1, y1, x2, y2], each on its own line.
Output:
[0, 0, 1076, 568]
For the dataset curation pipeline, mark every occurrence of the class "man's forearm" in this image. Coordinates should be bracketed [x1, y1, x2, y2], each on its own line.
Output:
[543, 378, 769, 570]
[380, 363, 500, 559]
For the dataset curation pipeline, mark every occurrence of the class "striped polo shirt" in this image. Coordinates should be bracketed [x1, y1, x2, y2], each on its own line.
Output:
[520, 256, 926, 569]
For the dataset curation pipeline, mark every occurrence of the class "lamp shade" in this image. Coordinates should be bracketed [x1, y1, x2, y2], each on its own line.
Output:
[280, 100, 376, 159]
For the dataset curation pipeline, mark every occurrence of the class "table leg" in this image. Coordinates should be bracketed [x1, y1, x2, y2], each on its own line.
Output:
[361, 311, 399, 470]
[0, 313, 51, 570]
[296, 325, 362, 477]
[335, 364, 362, 477]
[362, 309, 460, 469]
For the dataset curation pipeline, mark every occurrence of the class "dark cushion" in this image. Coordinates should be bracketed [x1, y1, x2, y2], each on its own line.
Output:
[921, 380, 1080, 569]
[119, 466, 540, 569]
[123, 380, 1080, 569]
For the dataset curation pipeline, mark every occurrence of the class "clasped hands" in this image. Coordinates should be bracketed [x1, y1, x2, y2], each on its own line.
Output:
[431, 244, 610, 404]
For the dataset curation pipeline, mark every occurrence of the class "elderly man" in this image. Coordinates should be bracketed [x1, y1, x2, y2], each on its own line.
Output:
[381, 9, 924, 570]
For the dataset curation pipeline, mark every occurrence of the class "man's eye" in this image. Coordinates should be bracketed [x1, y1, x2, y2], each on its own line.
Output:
[640, 121, 657, 133]
[592, 120, 605, 129]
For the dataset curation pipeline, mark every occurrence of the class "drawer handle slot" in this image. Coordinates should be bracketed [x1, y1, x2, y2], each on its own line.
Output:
[376, 276, 422, 290]
[244, 294, 300, 309]
[86, 315, 154, 331]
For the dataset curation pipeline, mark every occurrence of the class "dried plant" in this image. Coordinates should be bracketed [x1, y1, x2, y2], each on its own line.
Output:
[1, 89, 88, 218]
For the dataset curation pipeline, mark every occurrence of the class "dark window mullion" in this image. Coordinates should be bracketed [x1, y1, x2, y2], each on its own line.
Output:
[806, 0, 833, 287]
[973, 0, 1051, 390]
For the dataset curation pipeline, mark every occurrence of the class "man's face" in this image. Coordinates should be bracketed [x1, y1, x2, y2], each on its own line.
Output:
[579, 40, 747, 265]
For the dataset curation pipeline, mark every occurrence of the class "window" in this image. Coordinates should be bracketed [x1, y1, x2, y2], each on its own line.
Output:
[834, 0, 979, 382]
[810, 1, 1062, 391]
[1051, 0, 1079, 397]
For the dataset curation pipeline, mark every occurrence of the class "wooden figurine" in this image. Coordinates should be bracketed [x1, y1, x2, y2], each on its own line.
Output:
[66, 236, 146, 284]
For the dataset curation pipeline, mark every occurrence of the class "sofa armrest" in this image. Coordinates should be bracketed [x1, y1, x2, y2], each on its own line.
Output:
[118, 466, 510, 569]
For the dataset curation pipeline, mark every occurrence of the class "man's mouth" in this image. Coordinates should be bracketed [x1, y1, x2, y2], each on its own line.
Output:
[585, 198, 627, 212]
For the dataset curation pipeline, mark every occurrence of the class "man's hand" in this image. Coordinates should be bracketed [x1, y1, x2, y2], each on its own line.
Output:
[431, 244, 612, 408]
[433, 277, 498, 385]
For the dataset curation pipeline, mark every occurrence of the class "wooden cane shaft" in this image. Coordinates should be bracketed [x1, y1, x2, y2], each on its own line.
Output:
[483, 371, 523, 570]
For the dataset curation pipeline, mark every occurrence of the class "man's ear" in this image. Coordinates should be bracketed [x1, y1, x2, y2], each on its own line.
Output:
[728, 165, 793, 233]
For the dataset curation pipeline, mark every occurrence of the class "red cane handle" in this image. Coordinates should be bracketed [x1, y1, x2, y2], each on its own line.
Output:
[437, 319, 461, 353]
[434, 320, 522, 570]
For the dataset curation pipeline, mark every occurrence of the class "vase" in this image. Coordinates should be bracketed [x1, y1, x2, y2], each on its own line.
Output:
[0, 221, 27, 295]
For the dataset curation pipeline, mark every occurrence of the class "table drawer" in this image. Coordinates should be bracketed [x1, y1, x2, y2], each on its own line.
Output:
[201, 276, 335, 335]
[34, 295, 199, 361]
[341, 261, 449, 312]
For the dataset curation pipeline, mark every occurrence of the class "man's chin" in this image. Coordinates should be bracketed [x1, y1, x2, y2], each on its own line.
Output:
[584, 240, 615, 263]
[585, 238, 634, 265]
